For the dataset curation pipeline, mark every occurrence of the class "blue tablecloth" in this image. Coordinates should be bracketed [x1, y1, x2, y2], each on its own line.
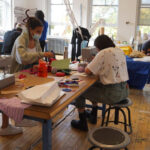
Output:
[126, 56, 150, 89]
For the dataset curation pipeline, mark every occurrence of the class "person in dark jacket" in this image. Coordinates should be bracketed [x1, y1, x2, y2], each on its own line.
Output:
[35, 10, 48, 52]
[71, 27, 91, 61]
[142, 39, 150, 55]
[2, 24, 22, 55]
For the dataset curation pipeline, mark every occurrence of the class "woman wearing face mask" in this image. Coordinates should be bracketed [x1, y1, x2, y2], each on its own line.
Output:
[0, 16, 54, 136]
[10, 16, 53, 73]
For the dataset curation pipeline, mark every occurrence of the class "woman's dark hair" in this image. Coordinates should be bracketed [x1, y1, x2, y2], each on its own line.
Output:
[94, 34, 115, 50]
[23, 9, 43, 30]
[35, 10, 45, 23]
[26, 17, 43, 30]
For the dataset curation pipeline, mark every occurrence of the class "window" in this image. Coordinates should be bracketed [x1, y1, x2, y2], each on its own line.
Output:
[91, 0, 118, 39]
[48, 0, 73, 37]
[0, 0, 12, 34]
[138, 0, 150, 35]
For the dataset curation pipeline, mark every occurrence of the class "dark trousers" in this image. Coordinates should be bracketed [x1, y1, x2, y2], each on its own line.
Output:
[40, 40, 46, 52]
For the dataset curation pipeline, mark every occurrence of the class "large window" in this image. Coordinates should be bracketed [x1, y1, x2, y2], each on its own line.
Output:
[138, 0, 150, 35]
[0, 0, 12, 34]
[48, 0, 73, 37]
[91, 0, 118, 39]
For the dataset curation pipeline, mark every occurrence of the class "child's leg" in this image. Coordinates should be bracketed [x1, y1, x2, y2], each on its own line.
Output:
[0, 113, 22, 136]
[71, 96, 88, 131]
[2, 113, 9, 128]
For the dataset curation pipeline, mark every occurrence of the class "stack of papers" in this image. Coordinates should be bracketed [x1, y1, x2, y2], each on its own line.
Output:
[19, 81, 64, 106]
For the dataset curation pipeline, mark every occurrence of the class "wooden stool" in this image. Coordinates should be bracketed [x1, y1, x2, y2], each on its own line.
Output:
[101, 98, 132, 134]
[88, 127, 130, 150]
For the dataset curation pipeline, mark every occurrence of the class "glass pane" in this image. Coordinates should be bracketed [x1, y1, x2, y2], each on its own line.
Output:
[93, 0, 105, 5]
[89, 26, 117, 46]
[93, 0, 118, 5]
[142, 0, 150, 4]
[92, 6, 118, 25]
[0, 5, 3, 27]
[139, 8, 150, 25]
[50, 24, 72, 37]
[51, 0, 72, 5]
[51, 5, 70, 24]
[0, 0, 11, 31]
[51, 0, 64, 4]
[106, 0, 118, 5]
[139, 26, 150, 35]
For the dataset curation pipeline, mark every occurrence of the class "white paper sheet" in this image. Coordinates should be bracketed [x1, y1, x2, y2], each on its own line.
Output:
[73, 72, 87, 77]
[133, 56, 150, 62]
[19, 81, 64, 106]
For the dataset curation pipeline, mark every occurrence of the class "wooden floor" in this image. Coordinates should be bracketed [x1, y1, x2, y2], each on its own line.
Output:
[0, 85, 150, 150]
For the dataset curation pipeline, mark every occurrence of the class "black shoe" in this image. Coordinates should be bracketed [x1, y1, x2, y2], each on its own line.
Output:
[71, 120, 88, 131]
[86, 106, 98, 124]
[85, 109, 91, 118]
[71, 112, 88, 131]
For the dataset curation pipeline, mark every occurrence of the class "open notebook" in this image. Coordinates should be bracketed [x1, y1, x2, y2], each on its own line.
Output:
[18, 81, 65, 107]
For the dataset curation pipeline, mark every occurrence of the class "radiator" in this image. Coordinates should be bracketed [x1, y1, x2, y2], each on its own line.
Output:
[47, 37, 70, 54]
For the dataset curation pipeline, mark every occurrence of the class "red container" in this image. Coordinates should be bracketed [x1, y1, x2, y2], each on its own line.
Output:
[47, 58, 56, 72]
[38, 60, 48, 77]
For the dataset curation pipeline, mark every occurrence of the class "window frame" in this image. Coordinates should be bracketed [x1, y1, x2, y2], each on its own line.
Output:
[89, 0, 118, 41]
[0, 0, 13, 33]
[138, 0, 150, 26]
[47, 0, 73, 36]
[91, 0, 119, 27]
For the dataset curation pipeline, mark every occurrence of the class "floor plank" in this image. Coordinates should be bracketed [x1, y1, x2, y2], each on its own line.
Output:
[0, 85, 150, 150]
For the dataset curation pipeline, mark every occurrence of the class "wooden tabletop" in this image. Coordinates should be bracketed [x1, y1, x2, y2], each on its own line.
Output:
[0, 72, 98, 120]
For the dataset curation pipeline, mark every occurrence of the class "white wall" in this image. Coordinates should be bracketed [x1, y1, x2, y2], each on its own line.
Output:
[14, 0, 43, 9]
[117, 0, 139, 42]
[14, 0, 48, 23]
[14, 0, 28, 8]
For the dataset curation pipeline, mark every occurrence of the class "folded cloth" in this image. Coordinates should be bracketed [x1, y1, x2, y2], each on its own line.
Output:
[0, 97, 31, 123]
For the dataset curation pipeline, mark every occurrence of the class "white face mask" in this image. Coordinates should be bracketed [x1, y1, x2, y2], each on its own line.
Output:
[33, 33, 41, 40]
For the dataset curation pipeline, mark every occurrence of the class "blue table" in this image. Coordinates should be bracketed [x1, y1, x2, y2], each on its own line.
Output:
[126, 56, 150, 89]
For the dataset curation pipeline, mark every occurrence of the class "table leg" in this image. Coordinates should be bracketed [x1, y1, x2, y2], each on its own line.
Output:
[42, 119, 52, 150]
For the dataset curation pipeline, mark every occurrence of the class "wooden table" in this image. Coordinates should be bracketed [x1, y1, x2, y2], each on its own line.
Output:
[0, 72, 98, 150]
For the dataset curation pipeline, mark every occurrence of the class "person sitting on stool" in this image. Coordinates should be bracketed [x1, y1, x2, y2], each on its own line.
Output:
[71, 35, 129, 131]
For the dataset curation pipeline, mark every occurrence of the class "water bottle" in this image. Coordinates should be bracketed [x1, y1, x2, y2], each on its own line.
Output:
[64, 46, 68, 59]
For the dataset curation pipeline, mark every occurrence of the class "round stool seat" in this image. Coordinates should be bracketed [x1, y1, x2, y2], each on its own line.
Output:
[89, 127, 130, 150]
[112, 98, 132, 107]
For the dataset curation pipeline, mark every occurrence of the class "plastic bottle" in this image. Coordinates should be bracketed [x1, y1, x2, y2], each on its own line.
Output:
[64, 46, 68, 59]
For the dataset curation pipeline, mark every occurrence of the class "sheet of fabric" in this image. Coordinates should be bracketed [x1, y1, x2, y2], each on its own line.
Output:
[0, 97, 31, 123]
[126, 56, 150, 89]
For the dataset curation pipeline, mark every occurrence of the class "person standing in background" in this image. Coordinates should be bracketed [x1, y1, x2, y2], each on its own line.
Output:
[142, 39, 150, 56]
[35, 10, 48, 52]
